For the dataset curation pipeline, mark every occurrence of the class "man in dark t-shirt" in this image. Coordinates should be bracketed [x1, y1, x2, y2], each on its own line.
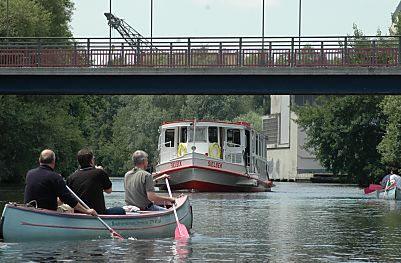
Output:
[67, 148, 125, 215]
[24, 149, 97, 216]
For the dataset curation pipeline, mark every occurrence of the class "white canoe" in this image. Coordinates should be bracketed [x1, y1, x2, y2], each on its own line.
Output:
[0, 195, 192, 242]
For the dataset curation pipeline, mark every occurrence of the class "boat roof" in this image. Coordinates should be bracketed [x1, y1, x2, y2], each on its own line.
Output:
[161, 120, 252, 129]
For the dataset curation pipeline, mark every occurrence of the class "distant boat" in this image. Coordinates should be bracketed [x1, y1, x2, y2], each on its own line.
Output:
[376, 187, 401, 200]
[154, 120, 272, 192]
[0, 196, 192, 242]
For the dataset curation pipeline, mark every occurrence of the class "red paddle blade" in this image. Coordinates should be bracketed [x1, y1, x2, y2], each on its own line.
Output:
[175, 223, 190, 240]
[112, 231, 125, 240]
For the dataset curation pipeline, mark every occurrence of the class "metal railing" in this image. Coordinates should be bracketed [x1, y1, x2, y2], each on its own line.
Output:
[0, 36, 400, 68]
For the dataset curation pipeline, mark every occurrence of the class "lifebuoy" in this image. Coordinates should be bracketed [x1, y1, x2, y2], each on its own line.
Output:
[209, 143, 221, 159]
[177, 143, 187, 157]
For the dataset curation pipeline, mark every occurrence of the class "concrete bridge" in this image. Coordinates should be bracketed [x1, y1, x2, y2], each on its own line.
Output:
[1, 36, 401, 94]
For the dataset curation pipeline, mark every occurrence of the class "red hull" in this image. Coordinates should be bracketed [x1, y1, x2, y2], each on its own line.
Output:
[170, 180, 269, 192]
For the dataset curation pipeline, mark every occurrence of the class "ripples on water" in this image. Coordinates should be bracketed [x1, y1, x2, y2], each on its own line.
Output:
[2, 182, 401, 262]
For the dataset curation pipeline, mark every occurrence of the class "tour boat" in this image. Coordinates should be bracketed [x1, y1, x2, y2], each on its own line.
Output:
[154, 120, 272, 192]
[376, 187, 401, 200]
[0, 195, 192, 242]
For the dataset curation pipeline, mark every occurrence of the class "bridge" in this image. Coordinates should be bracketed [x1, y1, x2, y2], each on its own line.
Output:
[1, 36, 401, 94]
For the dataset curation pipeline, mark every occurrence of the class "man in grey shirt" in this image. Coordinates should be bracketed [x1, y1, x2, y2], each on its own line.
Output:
[124, 150, 175, 211]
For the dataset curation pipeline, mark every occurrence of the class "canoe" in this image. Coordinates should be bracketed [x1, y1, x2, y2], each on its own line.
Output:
[376, 187, 401, 200]
[0, 195, 192, 242]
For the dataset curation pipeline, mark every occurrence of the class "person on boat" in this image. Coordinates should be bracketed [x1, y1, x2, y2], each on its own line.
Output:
[380, 168, 398, 188]
[124, 150, 175, 211]
[387, 169, 401, 190]
[67, 148, 126, 215]
[24, 149, 97, 216]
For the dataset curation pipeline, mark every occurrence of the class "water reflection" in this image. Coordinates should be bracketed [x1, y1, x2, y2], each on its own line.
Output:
[3, 182, 401, 262]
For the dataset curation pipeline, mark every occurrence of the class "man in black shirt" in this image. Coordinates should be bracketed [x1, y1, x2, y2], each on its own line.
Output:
[24, 149, 97, 216]
[67, 148, 125, 215]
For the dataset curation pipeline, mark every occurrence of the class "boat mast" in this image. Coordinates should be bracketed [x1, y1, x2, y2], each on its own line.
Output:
[192, 118, 196, 152]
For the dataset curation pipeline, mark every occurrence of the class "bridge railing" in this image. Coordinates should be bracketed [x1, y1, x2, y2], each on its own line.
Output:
[0, 36, 400, 68]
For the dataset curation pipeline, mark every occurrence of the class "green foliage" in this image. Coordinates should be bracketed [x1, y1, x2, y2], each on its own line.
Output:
[0, 94, 270, 182]
[0, 0, 73, 38]
[35, 0, 75, 37]
[0, 0, 51, 37]
[378, 96, 401, 168]
[0, 96, 85, 182]
[293, 96, 386, 184]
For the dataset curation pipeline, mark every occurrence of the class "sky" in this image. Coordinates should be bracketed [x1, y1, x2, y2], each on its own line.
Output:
[71, 0, 401, 38]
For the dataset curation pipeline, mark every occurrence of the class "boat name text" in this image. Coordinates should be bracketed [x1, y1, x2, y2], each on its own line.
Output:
[208, 161, 222, 169]
[171, 161, 182, 168]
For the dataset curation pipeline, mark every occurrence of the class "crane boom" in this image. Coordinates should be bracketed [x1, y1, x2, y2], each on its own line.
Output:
[104, 12, 153, 49]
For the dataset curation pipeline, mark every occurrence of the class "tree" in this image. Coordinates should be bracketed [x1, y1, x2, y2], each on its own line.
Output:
[34, 0, 74, 37]
[0, 0, 51, 37]
[377, 96, 401, 168]
[0, 96, 86, 183]
[293, 96, 386, 185]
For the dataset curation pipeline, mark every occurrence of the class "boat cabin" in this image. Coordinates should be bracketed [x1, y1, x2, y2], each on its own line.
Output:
[158, 120, 267, 175]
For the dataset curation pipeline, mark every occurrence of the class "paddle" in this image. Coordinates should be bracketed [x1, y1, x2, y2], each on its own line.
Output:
[363, 184, 383, 194]
[165, 178, 190, 240]
[66, 185, 124, 240]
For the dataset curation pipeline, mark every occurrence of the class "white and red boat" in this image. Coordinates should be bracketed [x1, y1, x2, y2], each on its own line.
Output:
[154, 120, 272, 192]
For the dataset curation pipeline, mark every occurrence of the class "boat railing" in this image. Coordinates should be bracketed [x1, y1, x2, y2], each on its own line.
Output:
[223, 141, 244, 164]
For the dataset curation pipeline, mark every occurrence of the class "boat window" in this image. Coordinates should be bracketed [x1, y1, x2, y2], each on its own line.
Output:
[165, 129, 175, 147]
[180, 127, 187, 143]
[227, 129, 241, 147]
[208, 127, 218, 143]
[188, 127, 207, 142]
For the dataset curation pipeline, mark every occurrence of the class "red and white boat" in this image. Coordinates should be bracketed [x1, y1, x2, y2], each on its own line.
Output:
[154, 120, 272, 192]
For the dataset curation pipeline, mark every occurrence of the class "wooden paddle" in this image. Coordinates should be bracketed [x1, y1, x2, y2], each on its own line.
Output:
[66, 185, 124, 240]
[165, 178, 190, 240]
[363, 184, 383, 194]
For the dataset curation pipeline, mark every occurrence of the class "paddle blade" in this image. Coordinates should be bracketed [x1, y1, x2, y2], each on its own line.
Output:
[175, 223, 190, 240]
[364, 184, 383, 194]
[111, 231, 125, 240]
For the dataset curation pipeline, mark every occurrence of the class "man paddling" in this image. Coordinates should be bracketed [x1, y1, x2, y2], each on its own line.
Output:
[124, 150, 175, 211]
[24, 149, 97, 216]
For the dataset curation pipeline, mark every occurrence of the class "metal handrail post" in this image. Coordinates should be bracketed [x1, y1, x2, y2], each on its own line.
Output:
[187, 38, 191, 67]
[372, 40, 376, 66]
[86, 38, 91, 66]
[136, 38, 141, 65]
[290, 37, 295, 67]
[320, 41, 324, 65]
[344, 36, 348, 66]
[268, 41, 272, 66]
[73, 42, 77, 66]
[121, 42, 125, 65]
[219, 42, 223, 66]
[169, 42, 173, 67]
[36, 39, 42, 67]
[238, 37, 242, 67]
[398, 36, 401, 66]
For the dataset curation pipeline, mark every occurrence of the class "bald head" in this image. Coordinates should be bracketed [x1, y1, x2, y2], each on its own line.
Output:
[39, 149, 56, 166]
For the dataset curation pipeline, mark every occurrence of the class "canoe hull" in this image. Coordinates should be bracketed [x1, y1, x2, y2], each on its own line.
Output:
[1, 196, 192, 242]
[376, 188, 401, 200]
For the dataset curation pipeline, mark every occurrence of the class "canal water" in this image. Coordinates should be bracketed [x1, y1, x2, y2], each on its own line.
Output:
[1, 180, 401, 262]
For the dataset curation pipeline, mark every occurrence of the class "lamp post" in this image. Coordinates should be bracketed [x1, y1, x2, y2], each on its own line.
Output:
[298, 0, 302, 49]
[108, 0, 112, 66]
[261, 0, 265, 65]
[150, 0, 153, 47]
